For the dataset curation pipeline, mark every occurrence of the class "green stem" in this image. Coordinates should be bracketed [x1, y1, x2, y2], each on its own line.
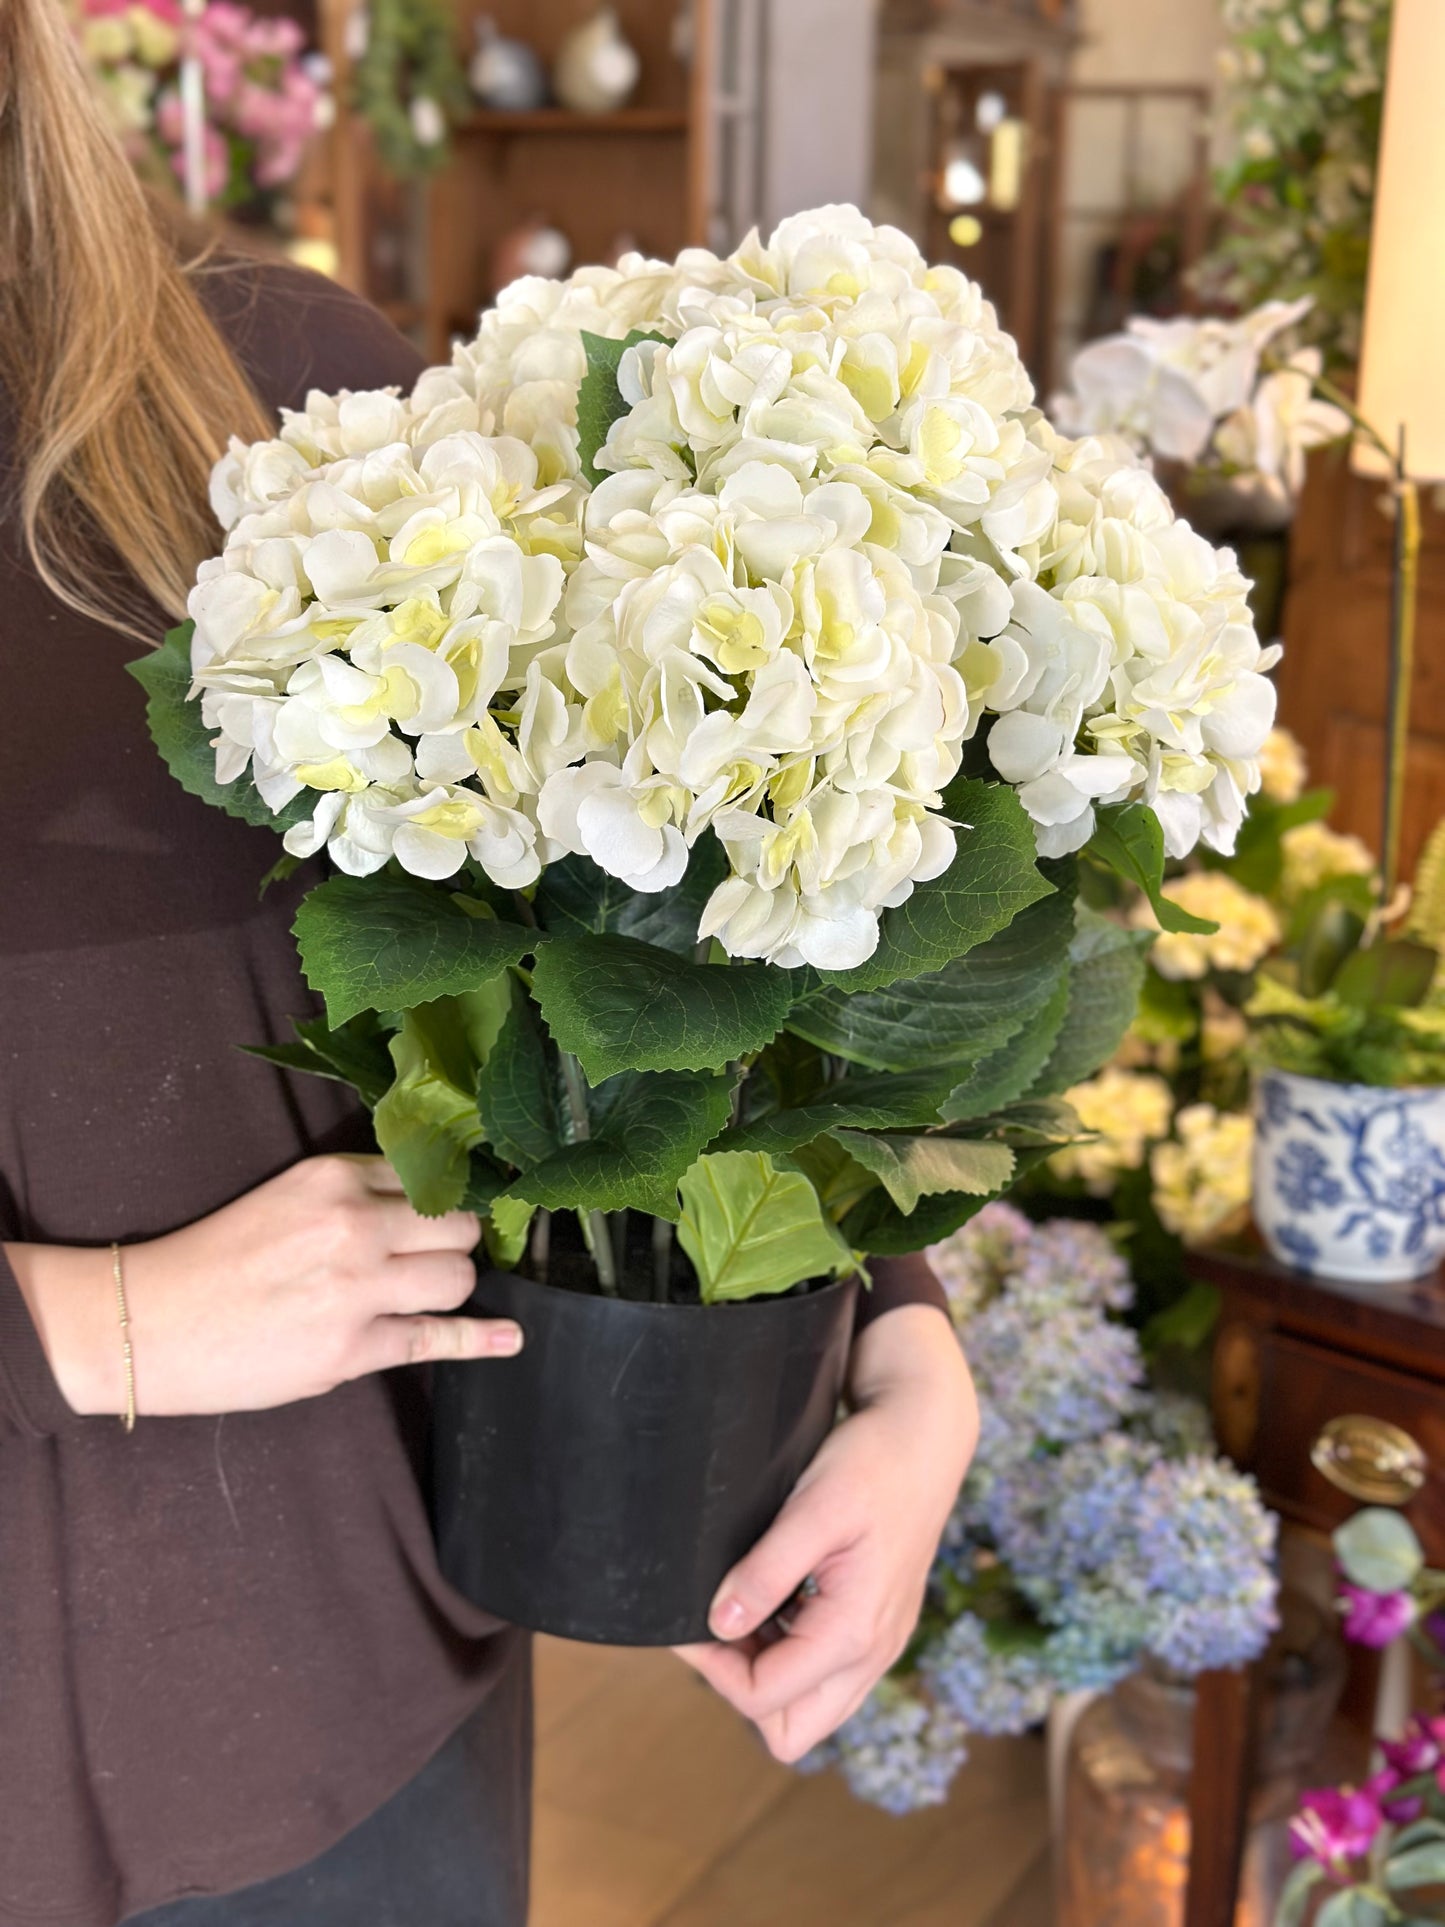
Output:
[651, 1215, 673, 1302]
[1383, 473, 1420, 904]
[558, 1051, 618, 1296]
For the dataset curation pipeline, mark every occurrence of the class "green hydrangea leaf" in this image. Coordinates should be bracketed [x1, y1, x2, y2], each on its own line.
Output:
[816, 781, 1054, 994]
[941, 976, 1071, 1121]
[293, 873, 533, 1027]
[1088, 804, 1217, 935]
[1030, 905, 1150, 1097]
[482, 1195, 535, 1270]
[1273, 1861, 1325, 1927]
[127, 622, 309, 833]
[789, 887, 1073, 1071]
[677, 1150, 856, 1304]
[532, 836, 727, 955]
[532, 934, 796, 1081]
[726, 1069, 961, 1157]
[373, 1005, 486, 1217]
[840, 1147, 1053, 1253]
[499, 1069, 734, 1221]
[475, 987, 564, 1170]
[243, 1010, 396, 1108]
[828, 1132, 1015, 1216]
[577, 329, 670, 486]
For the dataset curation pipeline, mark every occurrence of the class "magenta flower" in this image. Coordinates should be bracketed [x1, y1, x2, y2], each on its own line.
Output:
[1368, 1766, 1425, 1825]
[1339, 1581, 1416, 1648]
[1380, 1714, 1445, 1777]
[1288, 1784, 1385, 1869]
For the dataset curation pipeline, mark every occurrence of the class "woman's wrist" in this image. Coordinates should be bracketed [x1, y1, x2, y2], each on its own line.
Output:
[3, 1242, 123, 1417]
[847, 1301, 973, 1421]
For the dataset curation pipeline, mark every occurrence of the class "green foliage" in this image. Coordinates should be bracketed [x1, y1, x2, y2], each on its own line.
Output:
[293, 873, 532, 1027]
[829, 1132, 1015, 1216]
[1406, 820, 1445, 952]
[727, 1068, 960, 1158]
[482, 1196, 535, 1271]
[1087, 805, 1217, 936]
[577, 330, 670, 487]
[531, 933, 795, 1081]
[938, 977, 1070, 1122]
[1032, 906, 1151, 1097]
[1334, 1508, 1425, 1595]
[818, 780, 1054, 994]
[1250, 835, 1445, 1087]
[244, 1010, 396, 1107]
[128, 624, 308, 834]
[475, 987, 564, 1169]
[373, 1002, 488, 1217]
[533, 838, 727, 954]
[841, 1147, 1055, 1254]
[676, 1151, 856, 1304]
[351, 0, 469, 179]
[498, 1068, 735, 1221]
[788, 888, 1074, 1073]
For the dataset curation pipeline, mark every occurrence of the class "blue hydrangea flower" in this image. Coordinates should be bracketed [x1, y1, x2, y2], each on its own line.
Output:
[800, 1678, 970, 1815]
[920, 1612, 1053, 1736]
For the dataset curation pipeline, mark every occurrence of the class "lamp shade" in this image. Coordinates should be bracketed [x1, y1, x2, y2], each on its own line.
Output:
[1353, 0, 1445, 481]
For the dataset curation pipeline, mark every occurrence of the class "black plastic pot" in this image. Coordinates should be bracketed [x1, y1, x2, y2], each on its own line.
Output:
[430, 1267, 858, 1646]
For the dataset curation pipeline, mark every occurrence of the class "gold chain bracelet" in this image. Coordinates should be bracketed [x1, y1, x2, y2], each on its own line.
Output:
[110, 1242, 136, 1433]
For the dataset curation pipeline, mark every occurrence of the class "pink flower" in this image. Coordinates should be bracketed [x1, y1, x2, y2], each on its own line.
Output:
[1288, 1784, 1385, 1869]
[1368, 1766, 1425, 1825]
[1381, 1714, 1445, 1778]
[1339, 1582, 1416, 1649]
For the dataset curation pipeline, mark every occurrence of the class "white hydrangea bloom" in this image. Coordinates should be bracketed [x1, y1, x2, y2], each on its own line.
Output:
[189, 206, 1280, 961]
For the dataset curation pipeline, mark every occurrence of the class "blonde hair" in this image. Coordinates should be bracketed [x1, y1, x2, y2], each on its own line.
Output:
[0, 0, 273, 637]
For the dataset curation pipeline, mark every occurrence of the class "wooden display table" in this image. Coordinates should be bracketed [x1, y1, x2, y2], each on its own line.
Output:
[1185, 1246, 1445, 1927]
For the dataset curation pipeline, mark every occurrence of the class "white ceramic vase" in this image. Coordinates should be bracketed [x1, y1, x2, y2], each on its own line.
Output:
[1252, 1068, 1445, 1283]
[553, 7, 641, 115]
[469, 18, 549, 111]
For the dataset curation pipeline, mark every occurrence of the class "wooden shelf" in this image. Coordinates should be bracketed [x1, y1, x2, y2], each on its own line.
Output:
[458, 107, 691, 137]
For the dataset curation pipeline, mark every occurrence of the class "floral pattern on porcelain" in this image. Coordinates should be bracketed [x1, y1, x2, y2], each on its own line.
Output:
[1253, 1070, 1445, 1284]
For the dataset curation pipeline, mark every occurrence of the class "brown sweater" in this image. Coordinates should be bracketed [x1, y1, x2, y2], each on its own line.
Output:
[0, 262, 946, 1927]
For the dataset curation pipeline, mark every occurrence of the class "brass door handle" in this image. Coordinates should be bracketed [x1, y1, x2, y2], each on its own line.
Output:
[1311, 1415, 1427, 1507]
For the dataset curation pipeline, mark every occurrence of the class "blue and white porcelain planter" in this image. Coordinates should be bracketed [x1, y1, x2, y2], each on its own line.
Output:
[1252, 1069, 1445, 1283]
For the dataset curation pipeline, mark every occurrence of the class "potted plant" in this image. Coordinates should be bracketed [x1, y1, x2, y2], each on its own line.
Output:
[1249, 821, 1445, 1283]
[131, 207, 1278, 1643]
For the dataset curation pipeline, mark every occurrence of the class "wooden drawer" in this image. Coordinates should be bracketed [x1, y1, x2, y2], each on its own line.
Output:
[1215, 1321, 1445, 1562]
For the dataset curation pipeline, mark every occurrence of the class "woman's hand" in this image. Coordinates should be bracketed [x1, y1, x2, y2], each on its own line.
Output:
[674, 1302, 976, 1763]
[6, 1155, 520, 1420]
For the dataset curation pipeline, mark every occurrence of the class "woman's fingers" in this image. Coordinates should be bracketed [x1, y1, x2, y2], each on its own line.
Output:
[381, 1249, 479, 1314]
[758, 1664, 878, 1765]
[706, 1479, 850, 1641]
[378, 1200, 481, 1256]
[361, 1313, 523, 1374]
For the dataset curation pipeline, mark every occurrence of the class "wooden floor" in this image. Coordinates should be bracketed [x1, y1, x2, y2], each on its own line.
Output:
[530, 1638, 1052, 1927]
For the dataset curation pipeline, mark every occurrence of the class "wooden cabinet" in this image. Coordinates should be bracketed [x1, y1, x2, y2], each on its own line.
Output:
[1278, 450, 1445, 882]
[1185, 1246, 1445, 1926]
[319, 0, 716, 363]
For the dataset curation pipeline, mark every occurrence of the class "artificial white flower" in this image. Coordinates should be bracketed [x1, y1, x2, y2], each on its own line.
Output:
[190, 206, 1279, 953]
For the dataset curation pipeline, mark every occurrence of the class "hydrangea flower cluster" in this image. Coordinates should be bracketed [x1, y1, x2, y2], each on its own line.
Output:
[191, 206, 1279, 969]
[806, 1205, 1278, 1812]
[1149, 1104, 1255, 1246]
[1048, 1066, 1174, 1194]
[1132, 870, 1282, 981]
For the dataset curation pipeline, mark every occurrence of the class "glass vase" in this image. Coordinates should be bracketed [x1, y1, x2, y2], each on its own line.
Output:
[1058, 1591, 1346, 1926]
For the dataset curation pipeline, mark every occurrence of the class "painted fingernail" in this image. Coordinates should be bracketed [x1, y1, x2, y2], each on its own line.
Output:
[710, 1595, 747, 1638]
[488, 1324, 524, 1356]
